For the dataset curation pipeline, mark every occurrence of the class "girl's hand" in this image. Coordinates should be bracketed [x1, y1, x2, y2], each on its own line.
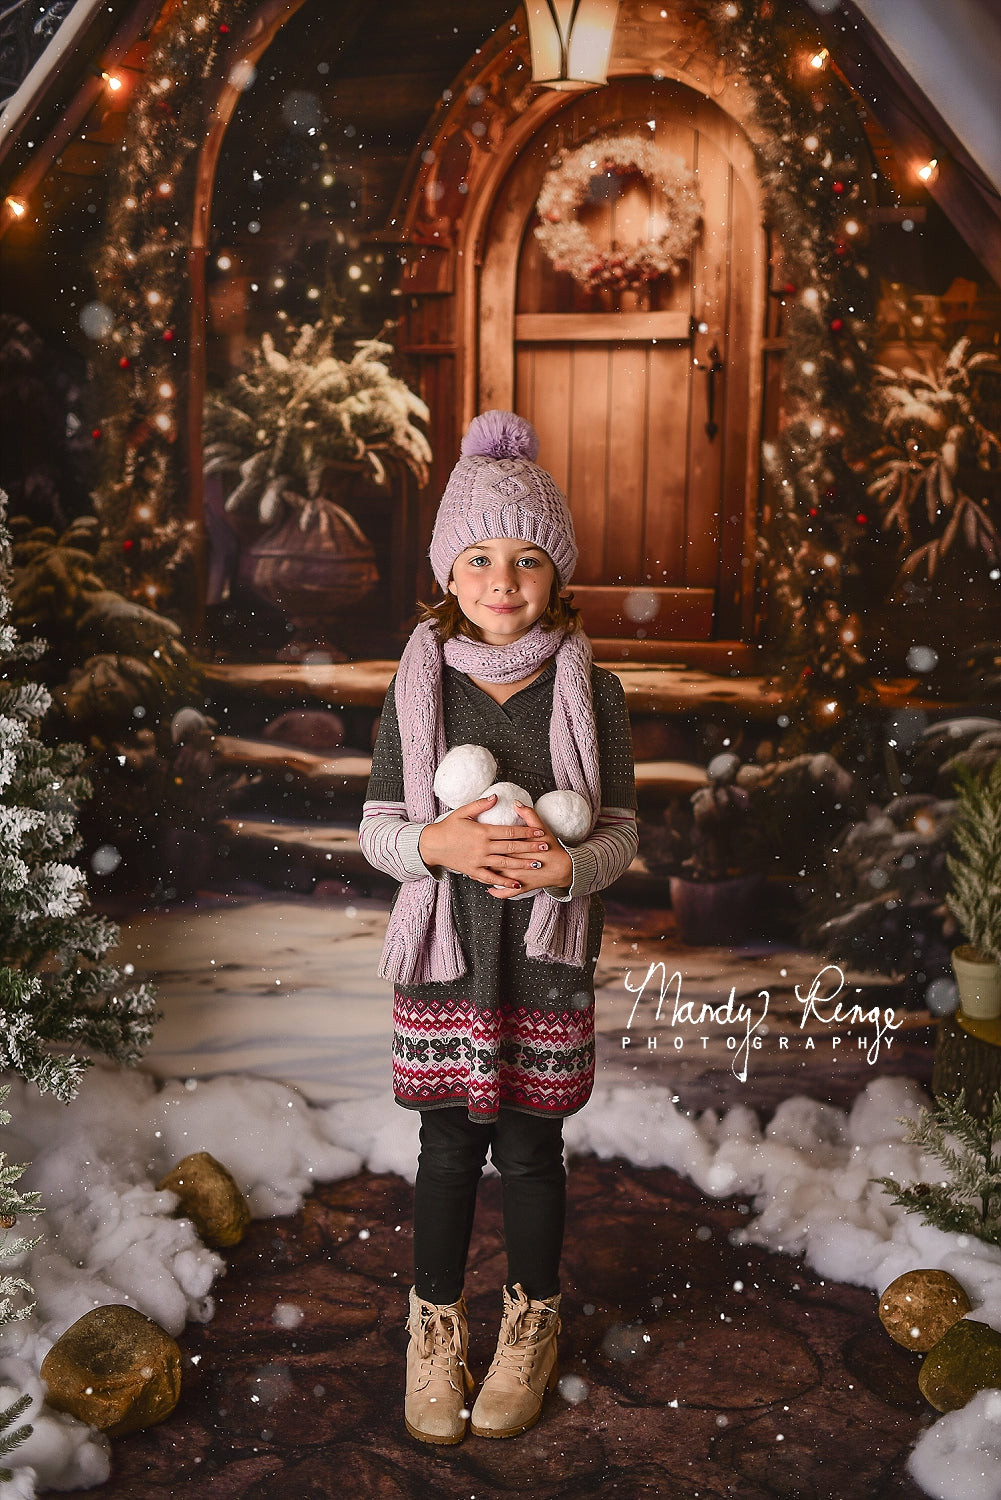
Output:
[486, 801, 573, 899]
[417, 795, 548, 891]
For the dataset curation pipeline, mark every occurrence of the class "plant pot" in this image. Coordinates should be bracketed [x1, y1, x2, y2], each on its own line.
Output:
[238, 492, 378, 648]
[669, 874, 764, 947]
[952, 945, 1001, 1021]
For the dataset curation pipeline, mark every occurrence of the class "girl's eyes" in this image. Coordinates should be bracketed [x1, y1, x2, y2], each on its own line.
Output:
[467, 555, 541, 568]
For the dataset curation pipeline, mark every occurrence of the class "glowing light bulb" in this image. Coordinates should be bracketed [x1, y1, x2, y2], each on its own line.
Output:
[101, 71, 123, 92]
[154, 413, 171, 432]
[917, 157, 939, 183]
[216, 254, 232, 270]
[347, 264, 362, 280]
[809, 48, 829, 70]
[158, 381, 174, 399]
[5, 196, 27, 218]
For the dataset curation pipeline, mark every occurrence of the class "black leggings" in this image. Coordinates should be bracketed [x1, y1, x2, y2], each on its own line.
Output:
[412, 1107, 566, 1305]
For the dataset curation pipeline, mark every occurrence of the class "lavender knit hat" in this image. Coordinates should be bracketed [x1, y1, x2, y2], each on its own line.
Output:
[429, 410, 578, 589]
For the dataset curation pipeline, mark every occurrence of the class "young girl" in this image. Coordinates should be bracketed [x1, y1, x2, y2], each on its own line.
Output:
[359, 410, 637, 1445]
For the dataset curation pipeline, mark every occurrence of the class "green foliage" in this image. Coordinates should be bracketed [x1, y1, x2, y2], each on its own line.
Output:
[0, 1085, 44, 1480]
[873, 1089, 1001, 1248]
[7, 514, 198, 743]
[947, 761, 1001, 963]
[203, 320, 431, 526]
[1, 494, 159, 1099]
[869, 339, 1001, 583]
[0, 1391, 33, 1482]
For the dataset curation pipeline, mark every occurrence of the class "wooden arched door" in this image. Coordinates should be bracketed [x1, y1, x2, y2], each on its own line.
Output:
[478, 78, 765, 651]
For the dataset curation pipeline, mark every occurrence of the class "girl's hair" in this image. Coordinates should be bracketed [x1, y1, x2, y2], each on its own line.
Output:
[417, 575, 583, 642]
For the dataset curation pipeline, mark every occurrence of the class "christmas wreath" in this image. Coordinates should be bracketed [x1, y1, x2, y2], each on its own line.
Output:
[534, 133, 703, 291]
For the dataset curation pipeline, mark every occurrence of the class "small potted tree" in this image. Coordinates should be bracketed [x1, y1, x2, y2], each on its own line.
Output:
[947, 761, 1001, 1020]
[203, 321, 431, 652]
[667, 753, 762, 946]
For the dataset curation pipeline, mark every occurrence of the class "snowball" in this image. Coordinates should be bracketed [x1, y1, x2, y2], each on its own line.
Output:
[476, 782, 534, 825]
[433, 744, 497, 808]
[534, 790, 591, 844]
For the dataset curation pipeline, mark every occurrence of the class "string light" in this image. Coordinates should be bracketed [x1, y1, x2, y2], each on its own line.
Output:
[4, 196, 27, 218]
[216, 254, 232, 270]
[809, 47, 829, 70]
[100, 71, 124, 92]
[917, 157, 939, 183]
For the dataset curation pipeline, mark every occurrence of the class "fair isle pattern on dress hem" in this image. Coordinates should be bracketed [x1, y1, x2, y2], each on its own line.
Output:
[392, 990, 595, 1122]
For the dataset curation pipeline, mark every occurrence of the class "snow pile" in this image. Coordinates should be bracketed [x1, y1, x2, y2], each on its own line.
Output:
[1, 1066, 361, 1495]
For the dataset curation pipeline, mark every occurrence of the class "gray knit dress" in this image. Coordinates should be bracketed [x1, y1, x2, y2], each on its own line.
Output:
[365, 658, 636, 1122]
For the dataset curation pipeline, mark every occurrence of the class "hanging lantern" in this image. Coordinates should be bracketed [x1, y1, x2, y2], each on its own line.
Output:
[525, 1, 619, 90]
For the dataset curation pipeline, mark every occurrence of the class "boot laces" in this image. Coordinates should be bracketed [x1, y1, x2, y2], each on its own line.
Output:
[491, 1289, 559, 1384]
[411, 1303, 469, 1390]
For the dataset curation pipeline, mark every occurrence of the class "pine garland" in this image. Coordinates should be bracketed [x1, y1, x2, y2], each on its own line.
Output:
[91, 0, 256, 616]
[947, 761, 1001, 964]
[874, 1089, 1001, 1248]
[1, 494, 159, 1101]
[706, 1, 877, 739]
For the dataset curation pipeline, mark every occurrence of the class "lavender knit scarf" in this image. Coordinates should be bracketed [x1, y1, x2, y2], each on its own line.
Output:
[377, 619, 601, 986]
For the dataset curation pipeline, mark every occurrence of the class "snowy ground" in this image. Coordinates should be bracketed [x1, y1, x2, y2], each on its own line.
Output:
[1, 895, 998, 1499]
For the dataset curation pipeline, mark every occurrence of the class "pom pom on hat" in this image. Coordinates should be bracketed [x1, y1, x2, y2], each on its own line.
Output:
[460, 410, 539, 462]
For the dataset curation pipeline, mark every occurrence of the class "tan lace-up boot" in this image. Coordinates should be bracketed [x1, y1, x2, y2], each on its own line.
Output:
[470, 1282, 561, 1438]
[404, 1286, 474, 1444]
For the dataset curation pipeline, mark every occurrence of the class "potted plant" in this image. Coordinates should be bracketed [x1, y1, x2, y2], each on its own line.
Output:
[946, 761, 1001, 1020]
[645, 748, 854, 946]
[203, 320, 431, 650]
[665, 753, 762, 946]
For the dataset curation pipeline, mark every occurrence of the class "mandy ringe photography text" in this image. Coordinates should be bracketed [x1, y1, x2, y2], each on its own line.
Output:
[620, 963, 903, 1082]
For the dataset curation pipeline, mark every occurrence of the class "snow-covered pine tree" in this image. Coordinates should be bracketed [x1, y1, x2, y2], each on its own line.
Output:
[874, 1089, 1001, 1248]
[0, 492, 158, 1100]
[947, 761, 1001, 964]
[0, 1084, 43, 1480]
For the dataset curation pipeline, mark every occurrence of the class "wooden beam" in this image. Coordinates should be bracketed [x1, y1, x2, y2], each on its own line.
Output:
[514, 311, 692, 343]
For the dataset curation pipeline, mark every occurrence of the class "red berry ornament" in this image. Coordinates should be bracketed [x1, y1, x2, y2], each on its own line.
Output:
[118, 356, 131, 369]
[829, 317, 844, 333]
[832, 180, 845, 195]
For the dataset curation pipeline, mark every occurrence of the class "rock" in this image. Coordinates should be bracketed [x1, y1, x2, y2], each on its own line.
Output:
[157, 1151, 250, 1248]
[878, 1269, 973, 1351]
[41, 1305, 181, 1437]
[918, 1319, 1001, 1412]
[262, 709, 344, 750]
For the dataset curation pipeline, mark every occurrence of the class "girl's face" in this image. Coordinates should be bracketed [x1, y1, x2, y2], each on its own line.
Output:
[448, 537, 557, 645]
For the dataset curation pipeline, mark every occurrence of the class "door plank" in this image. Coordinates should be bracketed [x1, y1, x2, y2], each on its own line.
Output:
[526, 345, 572, 496]
[568, 345, 611, 584]
[606, 344, 649, 583]
[571, 585, 714, 640]
[645, 342, 692, 586]
[516, 311, 690, 342]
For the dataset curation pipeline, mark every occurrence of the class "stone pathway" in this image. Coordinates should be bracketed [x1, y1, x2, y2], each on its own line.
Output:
[94, 1157, 932, 1498]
